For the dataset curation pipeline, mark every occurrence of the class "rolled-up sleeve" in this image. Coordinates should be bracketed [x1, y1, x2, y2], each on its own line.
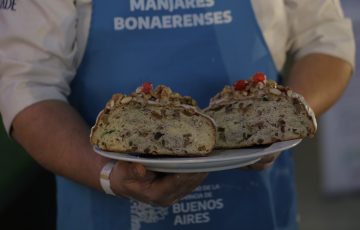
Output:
[0, 1, 78, 133]
[285, 0, 355, 67]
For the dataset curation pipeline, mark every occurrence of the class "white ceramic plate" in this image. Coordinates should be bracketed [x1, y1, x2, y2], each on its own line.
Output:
[94, 139, 302, 173]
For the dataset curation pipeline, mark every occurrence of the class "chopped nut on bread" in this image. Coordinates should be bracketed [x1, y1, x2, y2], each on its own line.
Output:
[90, 83, 216, 156]
[204, 73, 317, 148]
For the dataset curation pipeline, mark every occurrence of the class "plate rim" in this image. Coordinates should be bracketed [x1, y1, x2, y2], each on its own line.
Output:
[93, 139, 302, 164]
[144, 157, 261, 173]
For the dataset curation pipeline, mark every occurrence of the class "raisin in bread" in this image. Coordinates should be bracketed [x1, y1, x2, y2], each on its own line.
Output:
[90, 83, 216, 156]
[204, 73, 317, 148]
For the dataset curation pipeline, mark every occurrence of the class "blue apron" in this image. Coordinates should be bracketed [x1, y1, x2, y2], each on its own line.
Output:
[60, 0, 298, 229]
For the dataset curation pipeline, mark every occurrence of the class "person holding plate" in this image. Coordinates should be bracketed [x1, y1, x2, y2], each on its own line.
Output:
[0, 0, 355, 229]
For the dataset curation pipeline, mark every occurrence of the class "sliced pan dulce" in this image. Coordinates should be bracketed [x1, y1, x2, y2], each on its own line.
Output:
[204, 73, 317, 148]
[90, 83, 216, 156]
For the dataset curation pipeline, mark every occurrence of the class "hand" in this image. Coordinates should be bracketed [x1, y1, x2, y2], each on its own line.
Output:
[245, 151, 281, 170]
[109, 161, 208, 206]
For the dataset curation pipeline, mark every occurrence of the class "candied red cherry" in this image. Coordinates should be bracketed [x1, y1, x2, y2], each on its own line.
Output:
[251, 72, 267, 83]
[141, 82, 152, 94]
[234, 80, 247, 91]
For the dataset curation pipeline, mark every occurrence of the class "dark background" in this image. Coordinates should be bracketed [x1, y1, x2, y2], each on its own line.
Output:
[0, 120, 56, 229]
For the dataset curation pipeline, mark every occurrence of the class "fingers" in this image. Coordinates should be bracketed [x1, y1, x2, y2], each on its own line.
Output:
[117, 161, 156, 181]
[243, 152, 281, 170]
[147, 173, 208, 206]
[248, 160, 274, 170]
[109, 161, 208, 206]
[133, 172, 208, 206]
[109, 161, 156, 198]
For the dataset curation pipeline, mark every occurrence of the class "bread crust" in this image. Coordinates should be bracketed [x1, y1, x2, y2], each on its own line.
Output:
[90, 85, 216, 156]
[204, 78, 317, 148]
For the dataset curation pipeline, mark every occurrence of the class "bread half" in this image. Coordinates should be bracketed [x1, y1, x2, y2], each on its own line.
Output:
[204, 73, 317, 148]
[90, 84, 216, 156]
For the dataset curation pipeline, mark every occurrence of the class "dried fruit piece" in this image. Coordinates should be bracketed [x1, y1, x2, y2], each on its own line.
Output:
[141, 82, 153, 94]
[251, 72, 267, 83]
[233, 80, 248, 91]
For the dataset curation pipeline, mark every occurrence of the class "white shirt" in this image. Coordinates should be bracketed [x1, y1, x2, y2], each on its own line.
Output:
[0, 0, 355, 132]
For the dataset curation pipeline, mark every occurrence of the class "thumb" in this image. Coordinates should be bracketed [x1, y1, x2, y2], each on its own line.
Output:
[132, 163, 147, 177]
[126, 162, 156, 181]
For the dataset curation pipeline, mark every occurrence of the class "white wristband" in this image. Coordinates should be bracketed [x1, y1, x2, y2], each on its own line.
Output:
[100, 160, 117, 196]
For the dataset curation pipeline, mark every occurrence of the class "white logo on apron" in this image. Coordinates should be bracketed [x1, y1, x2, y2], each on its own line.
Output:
[130, 200, 169, 230]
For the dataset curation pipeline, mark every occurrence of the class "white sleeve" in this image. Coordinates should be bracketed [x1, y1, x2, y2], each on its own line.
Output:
[285, 0, 355, 67]
[0, 1, 78, 133]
